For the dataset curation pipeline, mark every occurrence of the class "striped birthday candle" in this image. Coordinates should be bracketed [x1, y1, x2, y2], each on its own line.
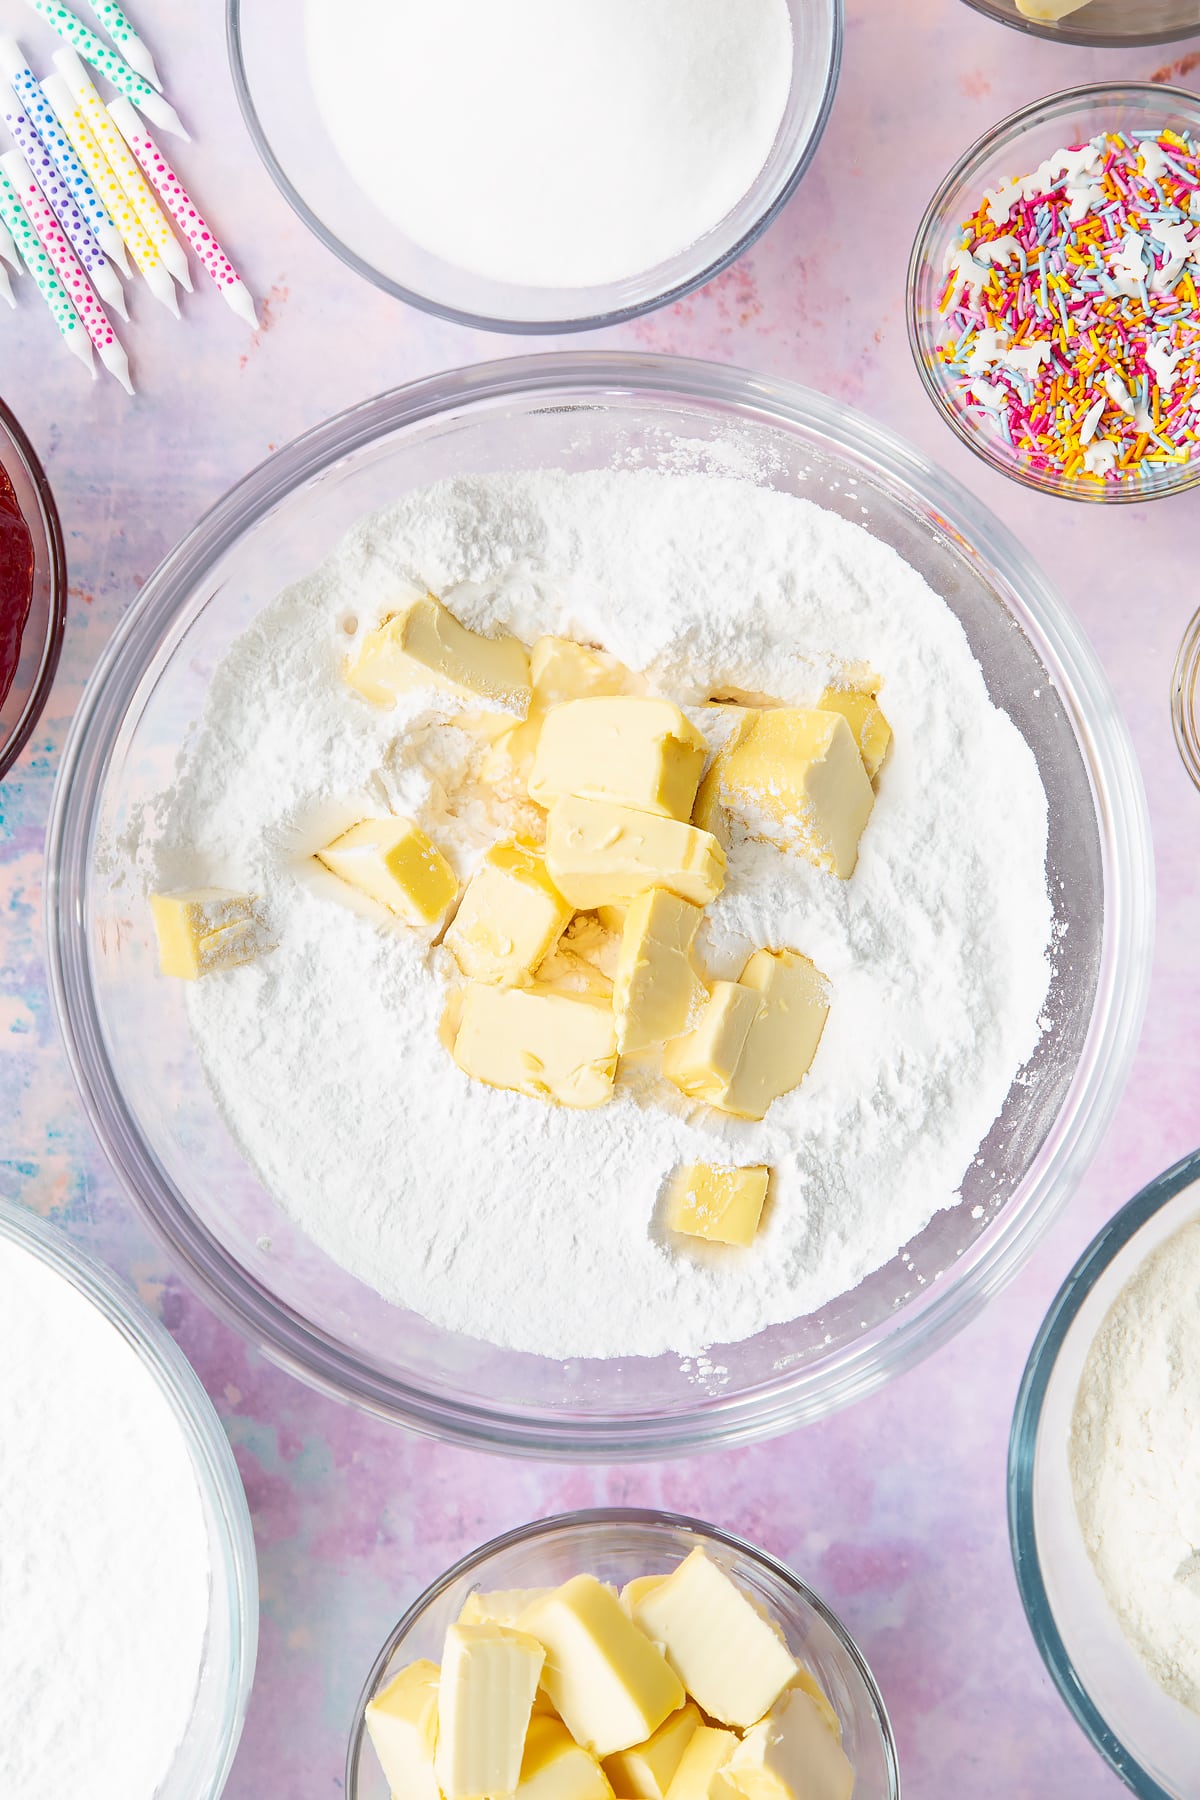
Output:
[0, 156, 92, 370]
[22, 0, 186, 138]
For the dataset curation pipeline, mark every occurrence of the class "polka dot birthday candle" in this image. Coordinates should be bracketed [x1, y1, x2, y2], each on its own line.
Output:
[83, 0, 161, 93]
[0, 154, 93, 371]
[21, 0, 186, 139]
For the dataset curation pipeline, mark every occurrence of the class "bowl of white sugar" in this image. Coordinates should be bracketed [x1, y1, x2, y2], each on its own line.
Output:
[0, 1201, 257, 1800]
[227, 0, 841, 330]
[1010, 1149, 1200, 1799]
[46, 352, 1151, 1457]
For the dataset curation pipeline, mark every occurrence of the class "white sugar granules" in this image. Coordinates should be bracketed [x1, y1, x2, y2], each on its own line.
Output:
[152, 468, 1052, 1361]
[304, 0, 794, 289]
[0, 1233, 210, 1799]
[1070, 1217, 1200, 1713]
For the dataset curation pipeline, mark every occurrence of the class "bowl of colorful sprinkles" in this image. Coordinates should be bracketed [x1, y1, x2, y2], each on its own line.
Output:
[0, 395, 66, 780]
[909, 84, 1200, 503]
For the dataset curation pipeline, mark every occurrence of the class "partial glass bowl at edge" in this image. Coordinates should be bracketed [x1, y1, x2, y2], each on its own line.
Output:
[960, 0, 1200, 48]
[45, 352, 1154, 1459]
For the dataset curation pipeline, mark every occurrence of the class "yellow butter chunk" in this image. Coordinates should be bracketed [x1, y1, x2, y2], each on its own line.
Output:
[723, 949, 829, 1121]
[316, 816, 458, 928]
[434, 1622, 545, 1800]
[150, 888, 272, 981]
[445, 841, 573, 986]
[346, 592, 531, 713]
[613, 888, 707, 1053]
[518, 1715, 616, 1800]
[530, 697, 708, 821]
[531, 636, 641, 707]
[1016, 0, 1090, 16]
[665, 1166, 769, 1249]
[604, 1702, 702, 1799]
[363, 1659, 441, 1800]
[545, 797, 725, 911]
[452, 983, 618, 1109]
[459, 1586, 556, 1628]
[520, 1574, 685, 1758]
[718, 709, 874, 878]
[620, 1574, 669, 1615]
[663, 1725, 739, 1800]
[662, 981, 761, 1107]
[725, 1689, 853, 1800]
[691, 711, 755, 837]
[632, 1549, 799, 1730]
[817, 682, 891, 780]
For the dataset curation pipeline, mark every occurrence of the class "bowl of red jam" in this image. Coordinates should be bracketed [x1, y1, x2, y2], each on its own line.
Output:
[0, 396, 66, 781]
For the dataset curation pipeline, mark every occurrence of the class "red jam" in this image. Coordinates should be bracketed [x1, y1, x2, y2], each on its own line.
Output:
[0, 464, 34, 713]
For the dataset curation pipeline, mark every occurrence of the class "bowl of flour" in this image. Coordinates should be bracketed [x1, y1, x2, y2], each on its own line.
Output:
[1011, 1150, 1200, 1799]
[0, 1201, 257, 1800]
[46, 353, 1152, 1457]
[228, 0, 841, 330]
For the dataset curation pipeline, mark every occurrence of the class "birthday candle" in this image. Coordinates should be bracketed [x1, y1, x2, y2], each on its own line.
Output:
[21, 0, 187, 139]
[1, 148, 131, 391]
[83, 0, 160, 92]
[0, 158, 92, 371]
[41, 71, 178, 316]
[1, 90, 127, 316]
[108, 98, 258, 327]
[0, 216, 20, 272]
[54, 48, 189, 289]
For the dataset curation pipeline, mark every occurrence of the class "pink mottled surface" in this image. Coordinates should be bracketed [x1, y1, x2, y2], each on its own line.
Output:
[1, 2, 1198, 1795]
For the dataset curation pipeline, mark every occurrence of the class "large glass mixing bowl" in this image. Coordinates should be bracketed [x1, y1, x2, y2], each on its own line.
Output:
[45, 354, 1153, 1459]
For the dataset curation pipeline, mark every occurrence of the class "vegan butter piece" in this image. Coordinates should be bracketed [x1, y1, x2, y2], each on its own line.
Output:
[725, 1689, 853, 1800]
[445, 841, 573, 986]
[1016, 0, 1090, 16]
[817, 681, 891, 780]
[691, 711, 755, 837]
[452, 983, 618, 1109]
[620, 1574, 669, 1615]
[519, 1574, 685, 1758]
[718, 709, 874, 879]
[613, 888, 707, 1053]
[434, 1622, 544, 1800]
[531, 636, 640, 707]
[662, 981, 761, 1107]
[459, 1587, 556, 1629]
[663, 1725, 740, 1800]
[722, 949, 829, 1121]
[665, 1166, 769, 1249]
[530, 697, 707, 821]
[150, 887, 271, 980]
[517, 1715, 616, 1800]
[632, 1549, 798, 1730]
[363, 1659, 441, 1800]
[316, 816, 458, 928]
[545, 797, 725, 911]
[604, 1702, 702, 1800]
[346, 592, 531, 714]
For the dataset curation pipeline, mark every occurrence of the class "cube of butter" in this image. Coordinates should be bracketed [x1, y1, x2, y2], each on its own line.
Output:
[517, 1715, 616, 1800]
[445, 841, 573, 986]
[603, 1702, 702, 1800]
[721, 949, 829, 1122]
[150, 888, 272, 981]
[363, 1659, 441, 1800]
[434, 1622, 545, 1800]
[1016, 0, 1090, 16]
[530, 697, 707, 821]
[613, 889, 707, 1054]
[663, 1725, 740, 1800]
[620, 1574, 669, 1615]
[691, 711, 754, 838]
[665, 1166, 769, 1249]
[346, 592, 531, 714]
[724, 1689, 853, 1800]
[519, 1574, 685, 1758]
[817, 681, 890, 780]
[316, 817, 458, 929]
[545, 797, 725, 911]
[718, 709, 874, 878]
[662, 982, 761, 1107]
[452, 983, 618, 1109]
[459, 1586, 555, 1629]
[531, 636, 640, 707]
[632, 1549, 798, 1731]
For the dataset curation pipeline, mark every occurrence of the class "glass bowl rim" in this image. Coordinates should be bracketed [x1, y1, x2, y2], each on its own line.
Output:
[957, 0, 1200, 49]
[224, 0, 843, 334]
[44, 349, 1154, 1459]
[344, 1505, 901, 1800]
[0, 1196, 259, 1800]
[1007, 1146, 1200, 1800]
[0, 392, 67, 781]
[906, 80, 1200, 506]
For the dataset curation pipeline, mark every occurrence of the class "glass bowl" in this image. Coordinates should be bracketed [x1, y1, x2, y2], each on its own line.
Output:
[1009, 1150, 1200, 1799]
[1171, 603, 1200, 790]
[0, 1199, 258, 1800]
[226, 0, 841, 333]
[346, 1509, 899, 1800]
[908, 83, 1200, 505]
[959, 0, 1200, 47]
[0, 395, 66, 781]
[44, 352, 1153, 1459]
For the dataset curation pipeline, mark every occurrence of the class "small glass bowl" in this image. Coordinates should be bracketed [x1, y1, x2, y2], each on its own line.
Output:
[345, 1509, 899, 1800]
[1009, 1150, 1200, 1799]
[908, 83, 1200, 505]
[0, 395, 66, 781]
[959, 0, 1200, 48]
[226, 0, 841, 333]
[1171, 603, 1200, 789]
[0, 1199, 258, 1800]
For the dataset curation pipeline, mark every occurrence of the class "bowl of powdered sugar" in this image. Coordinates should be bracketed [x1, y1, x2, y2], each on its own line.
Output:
[0, 1201, 257, 1800]
[1011, 1149, 1200, 1799]
[46, 353, 1151, 1457]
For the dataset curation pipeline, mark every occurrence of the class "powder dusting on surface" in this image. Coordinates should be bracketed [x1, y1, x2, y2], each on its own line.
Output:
[152, 468, 1053, 1362]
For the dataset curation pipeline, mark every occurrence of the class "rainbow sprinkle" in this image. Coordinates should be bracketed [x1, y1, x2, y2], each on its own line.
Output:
[938, 129, 1200, 488]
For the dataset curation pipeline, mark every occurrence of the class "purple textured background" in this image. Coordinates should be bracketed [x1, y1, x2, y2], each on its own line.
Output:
[1, 2, 1199, 1794]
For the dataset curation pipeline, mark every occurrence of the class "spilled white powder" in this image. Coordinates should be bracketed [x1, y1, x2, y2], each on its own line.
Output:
[153, 469, 1052, 1361]
[304, 0, 794, 289]
[0, 1233, 211, 1799]
[1070, 1217, 1200, 1713]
